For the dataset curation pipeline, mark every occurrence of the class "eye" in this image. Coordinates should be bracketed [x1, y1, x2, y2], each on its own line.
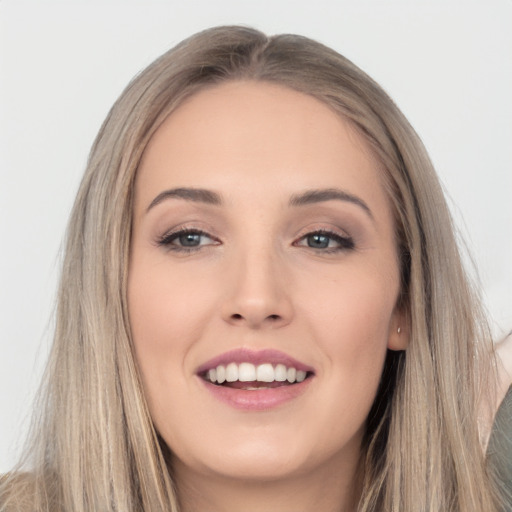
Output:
[157, 228, 219, 253]
[295, 230, 354, 252]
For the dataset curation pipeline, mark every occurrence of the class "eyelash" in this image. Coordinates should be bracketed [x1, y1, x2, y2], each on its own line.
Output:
[156, 228, 355, 254]
[295, 229, 355, 253]
[156, 228, 218, 254]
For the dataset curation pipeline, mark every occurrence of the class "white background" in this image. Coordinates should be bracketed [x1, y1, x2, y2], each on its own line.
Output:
[1, 0, 511, 472]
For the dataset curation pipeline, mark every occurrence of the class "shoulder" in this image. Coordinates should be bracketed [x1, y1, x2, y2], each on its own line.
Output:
[496, 332, 512, 401]
[486, 334, 512, 507]
[479, 332, 512, 451]
[487, 372, 512, 506]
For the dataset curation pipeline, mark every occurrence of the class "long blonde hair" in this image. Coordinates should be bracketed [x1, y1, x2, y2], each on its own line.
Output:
[1, 26, 503, 511]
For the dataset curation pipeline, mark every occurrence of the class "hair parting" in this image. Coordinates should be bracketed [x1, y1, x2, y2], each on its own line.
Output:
[0, 25, 504, 511]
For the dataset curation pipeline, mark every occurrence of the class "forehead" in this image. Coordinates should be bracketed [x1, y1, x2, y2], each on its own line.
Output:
[143, 80, 373, 166]
[136, 80, 390, 220]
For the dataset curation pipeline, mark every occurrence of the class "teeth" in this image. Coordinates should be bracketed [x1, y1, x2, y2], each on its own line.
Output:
[216, 365, 226, 384]
[239, 362, 256, 382]
[205, 362, 310, 385]
[225, 362, 238, 382]
[256, 363, 274, 382]
[275, 364, 287, 382]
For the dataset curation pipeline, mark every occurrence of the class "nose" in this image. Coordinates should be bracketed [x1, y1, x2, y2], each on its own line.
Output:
[220, 245, 294, 330]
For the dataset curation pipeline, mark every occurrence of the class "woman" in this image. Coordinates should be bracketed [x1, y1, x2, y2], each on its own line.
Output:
[1, 26, 509, 511]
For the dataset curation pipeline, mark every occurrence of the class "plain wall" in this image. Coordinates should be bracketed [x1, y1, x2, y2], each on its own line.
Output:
[1, 0, 511, 472]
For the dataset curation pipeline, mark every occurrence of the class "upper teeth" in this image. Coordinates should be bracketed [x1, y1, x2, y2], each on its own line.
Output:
[206, 363, 307, 384]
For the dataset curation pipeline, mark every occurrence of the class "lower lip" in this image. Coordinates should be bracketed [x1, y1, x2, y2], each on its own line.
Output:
[199, 378, 313, 411]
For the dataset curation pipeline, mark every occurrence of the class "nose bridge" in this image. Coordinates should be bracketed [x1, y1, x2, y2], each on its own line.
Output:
[221, 237, 293, 329]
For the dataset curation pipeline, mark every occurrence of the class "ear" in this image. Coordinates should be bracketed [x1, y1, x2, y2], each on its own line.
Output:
[387, 305, 409, 351]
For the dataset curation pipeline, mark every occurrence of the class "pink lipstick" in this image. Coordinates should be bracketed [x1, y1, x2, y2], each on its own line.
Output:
[196, 348, 315, 411]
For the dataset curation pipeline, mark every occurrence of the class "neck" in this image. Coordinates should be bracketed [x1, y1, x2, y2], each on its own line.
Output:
[172, 452, 362, 512]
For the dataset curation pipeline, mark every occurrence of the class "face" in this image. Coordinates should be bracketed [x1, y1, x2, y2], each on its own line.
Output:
[128, 81, 406, 485]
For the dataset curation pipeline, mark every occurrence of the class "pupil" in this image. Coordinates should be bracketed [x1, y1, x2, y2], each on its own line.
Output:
[308, 234, 329, 248]
[179, 233, 201, 246]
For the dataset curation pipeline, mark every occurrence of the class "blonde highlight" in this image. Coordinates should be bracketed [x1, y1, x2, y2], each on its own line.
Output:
[1, 26, 503, 511]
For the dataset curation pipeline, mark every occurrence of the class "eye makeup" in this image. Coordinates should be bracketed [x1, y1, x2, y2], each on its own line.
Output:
[156, 226, 355, 255]
[156, 227, 220, 254]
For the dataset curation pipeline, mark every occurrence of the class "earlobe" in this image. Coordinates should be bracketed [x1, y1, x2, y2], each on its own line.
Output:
[387, 310, 409, 351]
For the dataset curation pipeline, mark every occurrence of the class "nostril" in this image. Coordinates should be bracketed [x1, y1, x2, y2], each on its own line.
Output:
[229, 313, 281, 322]
[225, 310, 289, 328]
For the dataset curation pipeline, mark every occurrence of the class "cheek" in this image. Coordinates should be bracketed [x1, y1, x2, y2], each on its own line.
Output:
[300, 266, 397, 413]
[127, 255, 212, 415]
[128, 254, 212, 350]
[302, 260, 398, 346]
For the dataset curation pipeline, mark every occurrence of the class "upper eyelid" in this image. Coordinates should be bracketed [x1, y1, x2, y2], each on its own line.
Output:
[158, 226, 350, 239]
[156, 229, 219, 254]
[296, 229, 350, 240]
[159, 227, 217, 243]
[293, 225, 353, 242]
[294, 230, 354, 248]
[156, 227, 353, 252]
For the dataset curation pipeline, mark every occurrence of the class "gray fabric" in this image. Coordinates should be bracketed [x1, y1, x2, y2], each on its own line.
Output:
[487, 385, 512, 511]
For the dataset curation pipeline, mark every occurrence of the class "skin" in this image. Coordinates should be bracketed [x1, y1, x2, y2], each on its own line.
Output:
[128, 81, 407, 512]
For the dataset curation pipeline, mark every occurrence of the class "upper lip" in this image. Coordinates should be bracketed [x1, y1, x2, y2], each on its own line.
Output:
[196, 348, 315, 375]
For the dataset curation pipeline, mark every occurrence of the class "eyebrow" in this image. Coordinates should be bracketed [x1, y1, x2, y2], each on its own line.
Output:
[146, 186, 373, 220]
[289, 188, 374, 219]
[146, 187, 223, 212]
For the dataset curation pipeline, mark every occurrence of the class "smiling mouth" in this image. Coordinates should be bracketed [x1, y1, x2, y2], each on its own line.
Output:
[200, 362, 313, 389]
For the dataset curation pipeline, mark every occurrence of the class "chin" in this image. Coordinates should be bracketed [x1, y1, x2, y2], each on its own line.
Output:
[168, 424, 363, 485]
[183, 450, 312, 483]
